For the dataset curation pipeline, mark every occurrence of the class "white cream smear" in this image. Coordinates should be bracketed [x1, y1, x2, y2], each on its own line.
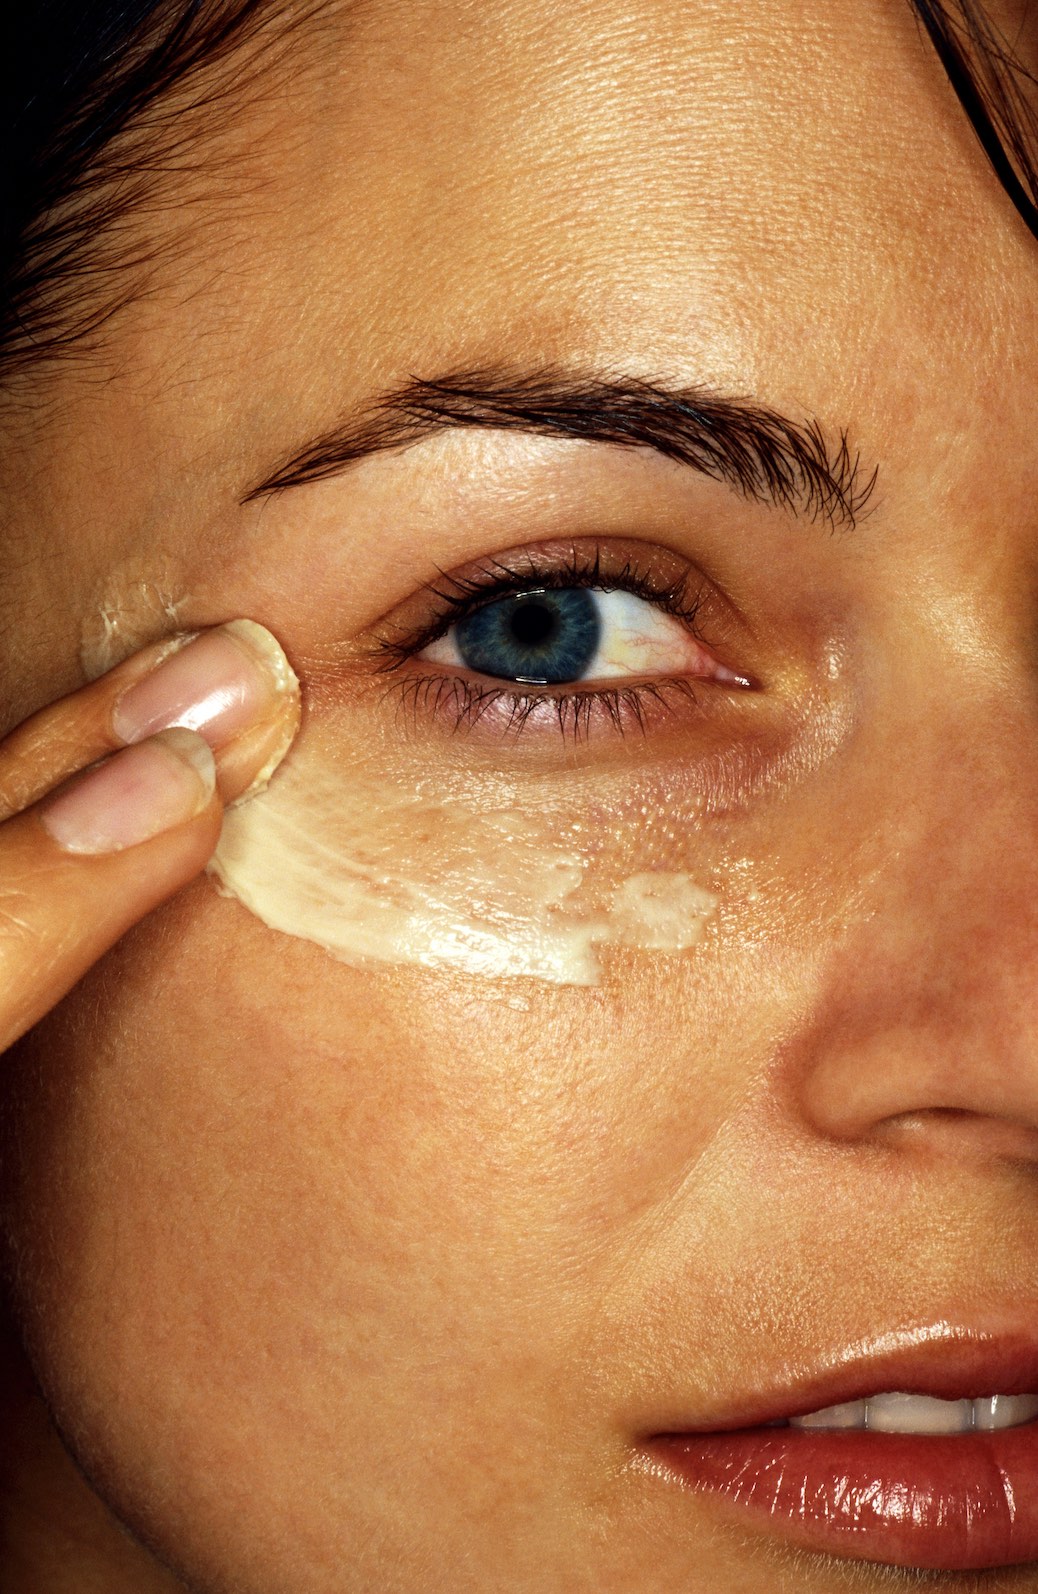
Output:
[209, 758, 716, 986]
[81, 556, 193, 679]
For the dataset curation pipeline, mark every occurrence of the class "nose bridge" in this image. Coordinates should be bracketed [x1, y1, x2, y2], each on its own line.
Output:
[793, 696, 1038, 1147]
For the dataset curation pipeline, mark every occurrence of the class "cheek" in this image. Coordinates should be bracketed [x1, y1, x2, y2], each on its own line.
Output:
[5, 881, 735, 1306]
[0, 876, 755, 1576]
[0, 601, 839, 1585]
[0, 726, 823, 1416]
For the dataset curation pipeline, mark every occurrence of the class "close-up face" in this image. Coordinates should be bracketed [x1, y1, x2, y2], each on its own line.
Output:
[2, 0, 1038, 1589]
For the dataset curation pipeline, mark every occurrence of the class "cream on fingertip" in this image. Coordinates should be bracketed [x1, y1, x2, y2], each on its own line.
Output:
[111, 620, 300, 806]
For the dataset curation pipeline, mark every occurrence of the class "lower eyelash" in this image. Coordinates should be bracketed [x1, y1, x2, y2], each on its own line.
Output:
[382, 671, 701, 742]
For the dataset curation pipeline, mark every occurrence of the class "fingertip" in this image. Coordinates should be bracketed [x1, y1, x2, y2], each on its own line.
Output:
[108, 619, 300, 805]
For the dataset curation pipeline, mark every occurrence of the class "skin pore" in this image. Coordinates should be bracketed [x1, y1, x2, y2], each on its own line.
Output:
[2, 0, 1038, 1590]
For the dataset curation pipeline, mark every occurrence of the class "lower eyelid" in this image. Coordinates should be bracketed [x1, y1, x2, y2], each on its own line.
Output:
[387, 670, 710, 744]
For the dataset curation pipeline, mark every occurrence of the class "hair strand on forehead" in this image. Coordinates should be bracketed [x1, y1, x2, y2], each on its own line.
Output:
[910, 0, 1038, 241]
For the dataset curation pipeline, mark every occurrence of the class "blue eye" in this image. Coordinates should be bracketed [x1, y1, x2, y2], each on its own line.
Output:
[419, 584, 734, 687]
[452, 588, 600, 685]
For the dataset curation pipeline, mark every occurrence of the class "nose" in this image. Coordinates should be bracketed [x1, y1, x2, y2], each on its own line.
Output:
[793, 705, 1038, 1162]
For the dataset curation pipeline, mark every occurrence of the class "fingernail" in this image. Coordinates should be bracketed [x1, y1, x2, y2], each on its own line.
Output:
[112, 620, 296, 751]
[41, 730, 216, 854]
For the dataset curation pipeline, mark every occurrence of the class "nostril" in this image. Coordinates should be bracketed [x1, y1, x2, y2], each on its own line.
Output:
[872, 1109, 1038, 1165]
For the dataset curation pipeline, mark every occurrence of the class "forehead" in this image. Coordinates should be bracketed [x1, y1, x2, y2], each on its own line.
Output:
[122, 0, 1035, 432]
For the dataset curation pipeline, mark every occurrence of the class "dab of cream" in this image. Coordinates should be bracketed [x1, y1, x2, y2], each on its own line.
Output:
[80, 556, 192, 680]
[209, 758, 716, 986]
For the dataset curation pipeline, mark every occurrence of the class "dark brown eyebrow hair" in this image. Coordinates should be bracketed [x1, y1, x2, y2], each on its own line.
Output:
[241, 367, 879, 528]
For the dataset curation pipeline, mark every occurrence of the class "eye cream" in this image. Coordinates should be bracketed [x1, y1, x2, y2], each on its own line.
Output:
[209, 757, 716, 985]
[81, 557, 192, 680]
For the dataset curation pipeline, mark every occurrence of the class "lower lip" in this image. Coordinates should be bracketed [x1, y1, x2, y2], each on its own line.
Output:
[648, 1424, 1038, 1569]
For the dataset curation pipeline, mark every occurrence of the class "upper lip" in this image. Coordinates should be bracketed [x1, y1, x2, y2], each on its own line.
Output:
[645, 1323, 1038, 1435]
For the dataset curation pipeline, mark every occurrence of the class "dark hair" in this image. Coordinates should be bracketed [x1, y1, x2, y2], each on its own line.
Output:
[0, 0, 305, 385]
[0, 0, 1036, 386]
[912, 0, 1038, 240]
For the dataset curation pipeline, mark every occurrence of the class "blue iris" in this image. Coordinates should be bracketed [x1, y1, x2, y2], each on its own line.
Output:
[455, 588, 602, 684]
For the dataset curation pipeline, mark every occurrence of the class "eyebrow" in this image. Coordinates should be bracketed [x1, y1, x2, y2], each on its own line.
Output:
[242, 365, 878, 526]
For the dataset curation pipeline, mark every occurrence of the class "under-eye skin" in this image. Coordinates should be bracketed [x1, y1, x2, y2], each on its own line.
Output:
[369, 541, 756, 742]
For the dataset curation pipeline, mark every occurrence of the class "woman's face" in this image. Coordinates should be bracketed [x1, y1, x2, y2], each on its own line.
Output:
[3, 0, 1038, 1589]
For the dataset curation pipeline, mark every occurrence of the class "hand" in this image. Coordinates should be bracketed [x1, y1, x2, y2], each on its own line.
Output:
[0, 621, 299, 1052]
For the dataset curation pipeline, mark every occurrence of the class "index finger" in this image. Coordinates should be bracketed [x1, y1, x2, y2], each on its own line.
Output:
[0, 620, 299, 820]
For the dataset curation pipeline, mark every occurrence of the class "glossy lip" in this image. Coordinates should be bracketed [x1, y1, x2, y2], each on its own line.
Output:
[647, 1325, 1038, 1432]
[638, 1324, 1038, 1571]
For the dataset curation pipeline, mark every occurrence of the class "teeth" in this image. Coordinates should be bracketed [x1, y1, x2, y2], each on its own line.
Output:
[789, 1392, 1038, 1434]
[866, 1394, 973, 1434]
[974, 1394, 1038, 1431]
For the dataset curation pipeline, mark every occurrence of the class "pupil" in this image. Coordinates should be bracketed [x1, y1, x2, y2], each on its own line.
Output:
[510, 600, 556, 648]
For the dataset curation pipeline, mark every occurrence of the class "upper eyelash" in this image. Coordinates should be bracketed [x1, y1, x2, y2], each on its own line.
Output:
[370, 545, 710, 668]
